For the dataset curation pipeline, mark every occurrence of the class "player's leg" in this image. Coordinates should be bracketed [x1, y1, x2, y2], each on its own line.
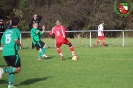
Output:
[56, 42, 63, 60]
[94, 36, 101, 47]
[1, 56, 16, 78]
[68, 42, 76, 56]
[1, 55, 21, 87]
[35, 42, 44, 60]
[42, 44, 46, 54]
[40, 41, 47, 57]
[94, 40, 100, 47]
[32, 42, 35, 49]
[64, 39, 76, 56]
[38, 48, 43, 60]
[102, 37, 106, 47]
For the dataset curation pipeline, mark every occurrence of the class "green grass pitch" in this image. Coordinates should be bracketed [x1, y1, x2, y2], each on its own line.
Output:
[0, 38, 133, 88]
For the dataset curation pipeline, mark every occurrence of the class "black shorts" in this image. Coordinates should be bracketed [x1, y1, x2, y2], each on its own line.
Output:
[35, 40, 45, 50]
[4, 55, 21, 67]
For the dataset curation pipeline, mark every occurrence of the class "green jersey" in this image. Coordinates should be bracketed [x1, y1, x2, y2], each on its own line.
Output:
[30, 28, 43, 45]
[1, 29, 19, 56]
[12, 28, 21, 50]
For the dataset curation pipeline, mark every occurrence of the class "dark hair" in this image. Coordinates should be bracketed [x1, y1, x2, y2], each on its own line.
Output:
[11, 17, 20, 26]
[101, 21, 104, 23]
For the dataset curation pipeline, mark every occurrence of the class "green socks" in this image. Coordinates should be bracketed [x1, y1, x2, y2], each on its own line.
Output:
[3, 67, 15, 73]
[42, 47, 46, 54]
[38, 51, 42, 58]
[8, 73, 15, 86]
[2, 68, 15, 86]
[38, 47, 46, 58]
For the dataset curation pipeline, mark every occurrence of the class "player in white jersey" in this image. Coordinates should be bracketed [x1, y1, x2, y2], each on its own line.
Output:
[94, 21, 106, 47]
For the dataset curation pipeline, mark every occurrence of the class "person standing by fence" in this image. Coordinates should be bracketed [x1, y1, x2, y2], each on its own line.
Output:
[0, 18, 5, 50]
[94, 21, 106, 47]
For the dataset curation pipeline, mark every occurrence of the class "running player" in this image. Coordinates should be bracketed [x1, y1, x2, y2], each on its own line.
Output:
[94, 21, 106, 47]
[49, 20, 76, 60]
[0, 17, 22, 88]
[30, 22, 47, 60]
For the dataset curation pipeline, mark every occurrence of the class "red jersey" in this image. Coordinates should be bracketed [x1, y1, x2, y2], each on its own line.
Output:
[49, 25, 66, 42]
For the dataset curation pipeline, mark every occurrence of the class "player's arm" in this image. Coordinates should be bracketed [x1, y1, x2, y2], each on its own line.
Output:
[38, 25, 45, 36]
[101, 31, 104, 37]
[13, 31, 22, 47]
[32, 28, 39, 35]
[15, 39, 22, 47]
[39, 25, 45, 35]
[48, 30, 52, 36]
[41, 25, 45, 34]
[48, 27, 55, 38]
[62, 26, 66, 38]
[101, 26, 104, 37]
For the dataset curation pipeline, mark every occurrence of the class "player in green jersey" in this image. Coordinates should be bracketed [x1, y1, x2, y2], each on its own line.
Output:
[0, 17, 22, 88]
[30, 22, 47, 60]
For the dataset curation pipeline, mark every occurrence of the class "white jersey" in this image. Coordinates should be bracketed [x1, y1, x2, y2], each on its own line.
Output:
[98, 24, 104, 36]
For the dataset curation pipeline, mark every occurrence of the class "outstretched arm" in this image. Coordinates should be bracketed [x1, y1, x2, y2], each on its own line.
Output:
[42, 25, 45, 34]
[15, 39, 22, 48]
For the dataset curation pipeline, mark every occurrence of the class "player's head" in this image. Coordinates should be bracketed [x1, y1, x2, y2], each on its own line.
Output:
[101, 21, 104, 25]
[11, 17, 20, 26]
[33, 14, 37, 20]
[33, 22, 38, 29]
[55, 20, 61, 25]
[0, 19, 4, 24]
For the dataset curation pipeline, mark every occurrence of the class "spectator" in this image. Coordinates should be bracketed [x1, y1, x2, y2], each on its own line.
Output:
[29, 14, 42, 30]
[0, 18, 5, 50]
[6, 18, 12, 29]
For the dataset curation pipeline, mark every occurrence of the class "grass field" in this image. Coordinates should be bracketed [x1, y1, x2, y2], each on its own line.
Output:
[0, 38, 133, 88]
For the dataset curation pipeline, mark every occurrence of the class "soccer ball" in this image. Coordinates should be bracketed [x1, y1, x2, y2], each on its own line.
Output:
[72, 56, 78, 60]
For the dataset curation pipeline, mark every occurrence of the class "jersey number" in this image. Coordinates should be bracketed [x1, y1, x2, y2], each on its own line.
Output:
[56, 30, 60, 36]
[5, 34, 11, 44]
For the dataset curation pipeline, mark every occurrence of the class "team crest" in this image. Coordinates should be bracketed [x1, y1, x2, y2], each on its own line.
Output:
[114, 0, 133, 17]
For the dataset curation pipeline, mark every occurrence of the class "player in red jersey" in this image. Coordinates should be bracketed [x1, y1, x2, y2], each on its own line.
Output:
[49, 20, 76, 60]
[94, 21, 106, 47]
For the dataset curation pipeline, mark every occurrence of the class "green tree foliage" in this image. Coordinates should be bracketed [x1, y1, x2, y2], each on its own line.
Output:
[0, 0, 133, 32]
[0, 0, 18, 17]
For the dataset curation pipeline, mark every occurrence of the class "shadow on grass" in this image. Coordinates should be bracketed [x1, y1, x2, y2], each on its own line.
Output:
[0, 80, 7, 84]
[66, 56, 79, 60]
[21, 47, 30, 49]
[66, 57, 72, 60]
[42, 56, 55, 60]
[20, 76, 52, 85]
[0, 65, 7, 67]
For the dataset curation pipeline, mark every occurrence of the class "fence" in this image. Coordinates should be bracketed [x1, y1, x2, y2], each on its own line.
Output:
[20, 30, 133, 47]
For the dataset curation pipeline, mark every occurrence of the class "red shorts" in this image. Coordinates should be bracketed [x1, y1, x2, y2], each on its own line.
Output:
[56, 38, 69, 48]
[98, 36, 105, 40]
